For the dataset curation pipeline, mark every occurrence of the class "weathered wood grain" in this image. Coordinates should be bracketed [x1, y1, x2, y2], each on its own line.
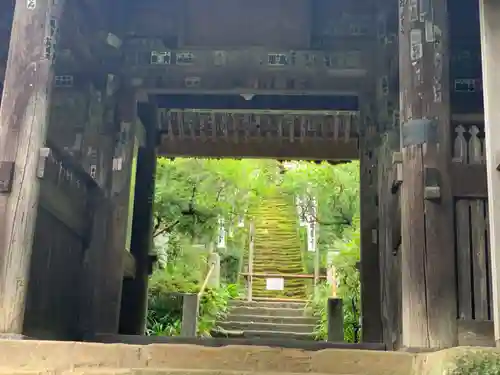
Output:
[399, 0, 457, 349]
[400, 144, 429, 347]
[377, 131, 402, 350]
[471, 199, 489, 320]
[0, 0, 66, 334]
[359, 123, 383, 343]
[455, 200, 473, 320]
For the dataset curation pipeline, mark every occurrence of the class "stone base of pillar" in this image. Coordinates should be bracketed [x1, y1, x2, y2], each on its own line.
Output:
[0, 334, 29, 340]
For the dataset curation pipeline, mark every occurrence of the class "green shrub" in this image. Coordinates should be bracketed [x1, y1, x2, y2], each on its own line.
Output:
[307, 224, 361, 343]
[198, 284, 240, 336]
[449, 351, 500, 375]
[146, 280, 239, 337]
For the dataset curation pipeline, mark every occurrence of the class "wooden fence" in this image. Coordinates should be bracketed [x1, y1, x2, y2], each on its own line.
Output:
[23, 143, 100, 340]
[452, 120, 494, 346]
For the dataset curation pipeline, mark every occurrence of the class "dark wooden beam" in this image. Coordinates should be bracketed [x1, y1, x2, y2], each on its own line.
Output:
[158, 138, 359, 160]
[119, 102, 158, 335]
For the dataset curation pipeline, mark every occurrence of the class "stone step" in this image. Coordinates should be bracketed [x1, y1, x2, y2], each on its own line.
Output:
[229, 300, 307, 309]
[0, 369, 53, 375]
[226, 329, 315, 341]
[55, 369, 372, 375]
[0, 341, 414, 375]
[225, 314, 317, 325]
[219, 321, 315, 334]
[229, 306, 307, 317]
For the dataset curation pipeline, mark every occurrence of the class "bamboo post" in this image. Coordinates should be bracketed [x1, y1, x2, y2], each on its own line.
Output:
[313, 238, 320, 288]
[247, 221, 255, 302]
[328, 264, 338, 298]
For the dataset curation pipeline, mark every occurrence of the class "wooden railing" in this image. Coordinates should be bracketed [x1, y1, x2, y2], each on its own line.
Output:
[180, 257, 218, 337]
[198, 263, 216, 299]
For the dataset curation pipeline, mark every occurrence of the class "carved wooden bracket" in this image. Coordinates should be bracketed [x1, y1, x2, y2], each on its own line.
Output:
[36, 147, 51, 179]
[391, 151, 403, 193]
[424, 167, 441, 201]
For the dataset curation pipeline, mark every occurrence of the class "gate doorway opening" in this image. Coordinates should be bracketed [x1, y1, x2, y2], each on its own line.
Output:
[117, 93, 364, 346]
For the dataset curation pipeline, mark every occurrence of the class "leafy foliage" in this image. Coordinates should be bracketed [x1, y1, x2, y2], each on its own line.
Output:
[148, 158, 361, 340]
[333, 222, 361, 342]
[450, 351, 500, 375]
[307, 221, 361, 342]
[146, 243, 240, 336]
[153, 158, 280, 242]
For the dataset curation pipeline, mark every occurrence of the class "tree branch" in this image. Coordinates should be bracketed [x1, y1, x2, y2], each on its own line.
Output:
[153, 219, 181, 238]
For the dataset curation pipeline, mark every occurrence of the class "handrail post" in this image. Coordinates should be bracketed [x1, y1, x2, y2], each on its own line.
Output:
[207, 252, 220, 289]
[248, 222, 255, 302]
[313, 221, 320, 290]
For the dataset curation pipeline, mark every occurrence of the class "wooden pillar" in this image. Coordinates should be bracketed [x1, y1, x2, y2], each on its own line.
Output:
[119, 101, 157, 335]
[359, 125, 383, 343]
[374, 0, 401, 349]
[479, 0, 500, 347]
[84, 90, 140, 336]
[399, 0, 457, 348]
[80, 92, 117, 337]
[0, 0, 65, 335]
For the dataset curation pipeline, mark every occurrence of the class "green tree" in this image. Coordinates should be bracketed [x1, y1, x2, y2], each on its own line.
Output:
[149, 158, 361, 340]
[281, 161, 360, 269]
[154, 158, 280, 242]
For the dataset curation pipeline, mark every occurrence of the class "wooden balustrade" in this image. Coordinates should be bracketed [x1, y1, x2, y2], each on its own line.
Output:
[451, 121, 493, 345]
[158, 109, 359, 144]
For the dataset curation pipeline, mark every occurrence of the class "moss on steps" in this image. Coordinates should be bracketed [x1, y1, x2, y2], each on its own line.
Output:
[246, 195, 307, 299]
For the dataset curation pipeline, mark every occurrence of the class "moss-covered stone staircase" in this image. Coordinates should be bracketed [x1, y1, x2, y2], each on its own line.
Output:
[246, 195, 307, 299]
[216, 195, 317, 340]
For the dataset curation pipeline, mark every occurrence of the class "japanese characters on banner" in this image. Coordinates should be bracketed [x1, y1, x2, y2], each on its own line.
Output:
[306, 197, 318, 253]
[217, 217, 226, 249]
